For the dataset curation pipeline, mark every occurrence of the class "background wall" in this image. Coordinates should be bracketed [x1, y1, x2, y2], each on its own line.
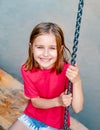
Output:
[0, 0, 100, 129]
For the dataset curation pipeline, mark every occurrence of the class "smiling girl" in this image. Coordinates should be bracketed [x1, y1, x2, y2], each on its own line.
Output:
[8, 22, 84, 130]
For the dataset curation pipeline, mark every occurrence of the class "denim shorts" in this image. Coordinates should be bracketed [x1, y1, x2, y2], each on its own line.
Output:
[18, 114, 57, 130]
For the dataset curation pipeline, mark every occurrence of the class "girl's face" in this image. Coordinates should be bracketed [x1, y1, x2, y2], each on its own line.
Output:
[33, 33, 57, 69]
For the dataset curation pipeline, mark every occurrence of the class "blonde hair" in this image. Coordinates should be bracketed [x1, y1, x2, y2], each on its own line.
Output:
[24, 22, 71, 73]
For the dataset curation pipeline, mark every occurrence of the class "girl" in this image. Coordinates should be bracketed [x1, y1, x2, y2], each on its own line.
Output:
[8, 22, 84, 130]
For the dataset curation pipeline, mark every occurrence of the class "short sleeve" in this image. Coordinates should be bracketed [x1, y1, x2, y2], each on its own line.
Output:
[21, 65, 39, 98]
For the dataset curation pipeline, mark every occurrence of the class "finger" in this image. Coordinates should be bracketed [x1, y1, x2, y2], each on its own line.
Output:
[74, 63, 78, 67]
[67, 66, 79, 76]
[67, 93, 72, 97]
[69, 64, 79, 71]
[67, 67, 75, 74]
[64, 89, 68, 94]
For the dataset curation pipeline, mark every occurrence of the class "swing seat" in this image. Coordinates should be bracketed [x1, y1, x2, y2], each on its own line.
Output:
[0, 69, 27, 130]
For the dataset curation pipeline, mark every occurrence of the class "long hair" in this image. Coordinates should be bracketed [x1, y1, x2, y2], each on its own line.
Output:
[24, 22, 71, 73]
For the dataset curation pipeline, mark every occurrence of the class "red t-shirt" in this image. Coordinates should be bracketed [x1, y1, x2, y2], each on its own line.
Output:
[21, 62, 70, 129]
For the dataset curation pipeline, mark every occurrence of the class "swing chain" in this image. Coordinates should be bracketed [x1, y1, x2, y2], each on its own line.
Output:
[63, 0, 84, 129]
[71, 0, 84, 65]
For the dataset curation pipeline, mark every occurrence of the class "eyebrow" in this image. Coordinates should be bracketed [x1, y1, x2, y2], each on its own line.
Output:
[35, 44, 56, 47]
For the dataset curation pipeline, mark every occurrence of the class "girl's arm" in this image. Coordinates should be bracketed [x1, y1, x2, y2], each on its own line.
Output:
[31, 91, 72, 109]
[31, 96, 60, 109]
[66, 64, 84, 113]
[72, 80, 84, 113]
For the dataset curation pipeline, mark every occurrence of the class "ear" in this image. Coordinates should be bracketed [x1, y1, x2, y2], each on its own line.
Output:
[29, 42, 31, 46]
[29, 42, 33, 53]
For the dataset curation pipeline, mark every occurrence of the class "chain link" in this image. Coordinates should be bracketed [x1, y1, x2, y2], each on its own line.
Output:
[63, 0, 84, 129]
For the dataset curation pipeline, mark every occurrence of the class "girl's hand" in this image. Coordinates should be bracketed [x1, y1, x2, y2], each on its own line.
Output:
[66, 64, 81, 84]
[58, 90, 72, 107]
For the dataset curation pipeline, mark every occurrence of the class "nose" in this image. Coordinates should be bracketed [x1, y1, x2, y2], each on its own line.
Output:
[43, 48, 49, 56]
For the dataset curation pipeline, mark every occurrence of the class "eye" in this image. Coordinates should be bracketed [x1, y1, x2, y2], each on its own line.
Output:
[50, 46, 56, 50]
[36, 46, 44, 49]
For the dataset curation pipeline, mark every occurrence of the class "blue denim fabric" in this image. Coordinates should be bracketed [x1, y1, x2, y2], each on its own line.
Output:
[18, 114, 57, 130]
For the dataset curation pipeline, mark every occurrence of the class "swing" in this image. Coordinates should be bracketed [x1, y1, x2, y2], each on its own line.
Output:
[63, 0, 84, 129]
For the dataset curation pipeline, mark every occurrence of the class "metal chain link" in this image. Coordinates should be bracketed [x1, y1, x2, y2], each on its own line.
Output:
[63, 0, 84, 129]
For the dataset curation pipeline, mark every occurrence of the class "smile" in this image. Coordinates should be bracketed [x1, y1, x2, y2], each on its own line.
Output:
[40, 58, 51, 62]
